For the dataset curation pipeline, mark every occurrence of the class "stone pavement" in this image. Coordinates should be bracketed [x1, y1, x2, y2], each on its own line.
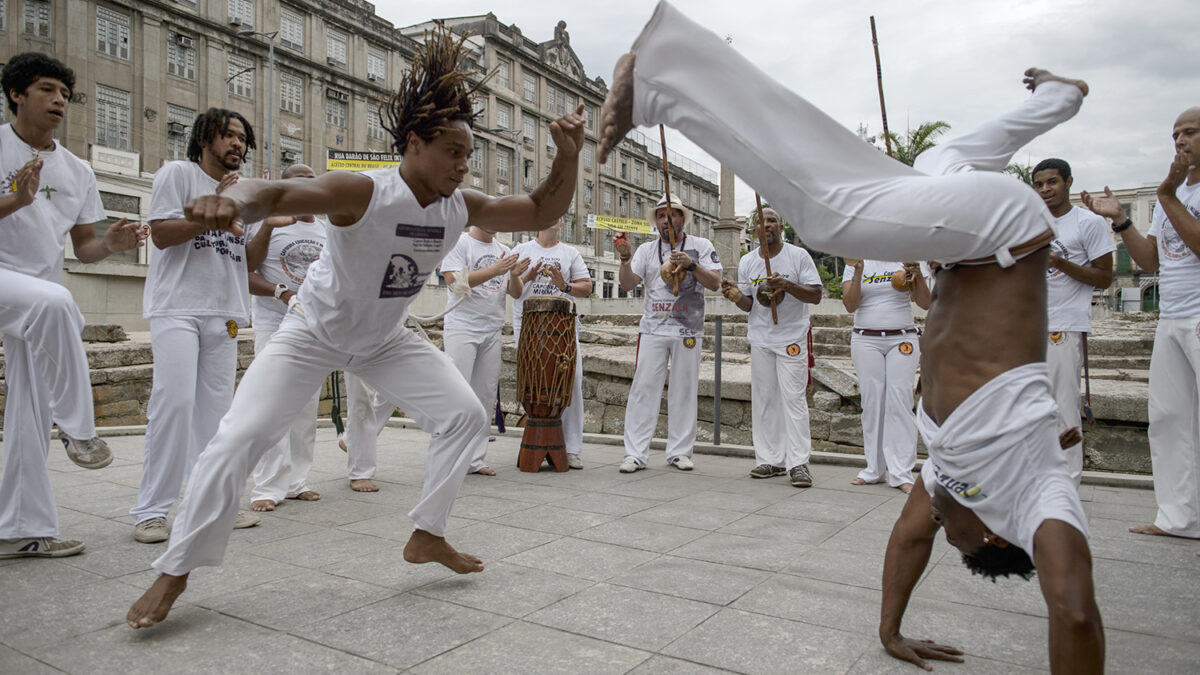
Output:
[2, 427, 1198, 674]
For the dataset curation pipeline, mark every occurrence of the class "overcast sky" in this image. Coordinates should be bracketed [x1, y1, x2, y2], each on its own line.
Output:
[373, 0, 1198, 218]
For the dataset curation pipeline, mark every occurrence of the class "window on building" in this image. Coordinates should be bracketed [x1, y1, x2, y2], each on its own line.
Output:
[96, 6, 130, 59]
[586, 103, 597, 131]
[522, 115, 536, 142]
[634, 162, 643, 186]
[523, 72, 536, 102]
[646, 169, 655, 190]
[0, 0, 6, 31]
[23, 0, 50, 38]
[367, 104, 386, 141]
[497, 57, 511, 89]
[545, 84, 566, 115]
[326, 27, 347, 67]
[496, 101, 512, 129]
[167, 31, 197, 80]
[469, 139, 485, 172]
[280, 72, 302, 115]
[280, 6, 303, 50]
[367, 45, 386, 81]
[582, 141, 594, 170]
[523, 159, 534, 188]
[227, 54, 254, 99]
[325, 92, 347, 127]
[635, 195, 643, 216]
[279, 135, 302, 169]
[620, 158, 628, 180]
[497, 147, 512, 180]
[619, 191, 629, 217]
[165, 104, 194, 161]
[603, 282, 613, 298]
[95, 84, 130, 150]
[603, 185, 613, 213]
[472, 98, 485, 121]
[228, 0, 252, 26]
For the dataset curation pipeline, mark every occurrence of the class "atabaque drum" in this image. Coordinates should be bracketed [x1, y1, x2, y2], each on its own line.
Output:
[516, 296, 577, 472]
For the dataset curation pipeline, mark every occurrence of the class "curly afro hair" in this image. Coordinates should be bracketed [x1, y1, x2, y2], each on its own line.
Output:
[2, 52, 76, 114]
[961, 545, 1036, 582]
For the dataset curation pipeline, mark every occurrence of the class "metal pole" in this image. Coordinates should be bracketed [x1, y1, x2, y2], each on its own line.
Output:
[713, 315, 722, 445]
[266, 37, 275, 179]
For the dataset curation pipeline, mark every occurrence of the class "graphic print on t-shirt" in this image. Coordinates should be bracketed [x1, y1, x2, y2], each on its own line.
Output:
[1160, 204, 1200, 261]
[474, 253, 503, 290]
[379, 223, 444, 298]
[193, 231, 244, 263]
[1046, 239, 1071, 279]
[279, 238, 322, 284]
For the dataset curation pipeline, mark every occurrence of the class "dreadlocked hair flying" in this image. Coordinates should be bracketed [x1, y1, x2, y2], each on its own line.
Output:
[383, 27, 486, 156]
[187, 108, 255, 163]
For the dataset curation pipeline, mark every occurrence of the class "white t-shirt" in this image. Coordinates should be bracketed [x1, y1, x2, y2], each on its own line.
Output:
[630, 234, 722, 338]
[511, 239, 589, 336]
[441, 232, 512, 334]
[739, 244, 822, 347]
[1149, 181, 1200, 318]
[244, 215, 327, 333]
[143, 161, 251, 322]
[0, 124, 105, 282]
[841, 259, 930, 330]
[1045, 207, 1115, 332]
[299, 167, 465, 355]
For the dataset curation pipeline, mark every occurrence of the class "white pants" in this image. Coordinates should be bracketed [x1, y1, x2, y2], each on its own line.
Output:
[443, 329, 501, 471]
[630, 1, 1081, 264]
[152, 312, 487, 576]
[750, 342, 812, 470]
[249, 329, 319, 502]
[623, 333, 700, 465]
[1147, 317, 1200, 537]
[851, 332, 919, 486]
[1046, 331, 1085, 485]
[516, 326, 585, 457]
[342, 371, 390, 480]
[0, 268, 94, 539]
[132, 316, 238, 524]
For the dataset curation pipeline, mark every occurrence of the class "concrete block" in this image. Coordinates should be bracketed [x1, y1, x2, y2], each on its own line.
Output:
[601, 404, 625, 435]
[812, 390, 841, 412]
[828, 412, 864, 446]
[809, 410, 832, 441]
[81, 324, 128, 342]
[582, 400, 604, 433]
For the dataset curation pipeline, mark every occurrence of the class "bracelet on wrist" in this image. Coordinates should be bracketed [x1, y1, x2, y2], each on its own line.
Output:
[1111, 219, 1133, 234]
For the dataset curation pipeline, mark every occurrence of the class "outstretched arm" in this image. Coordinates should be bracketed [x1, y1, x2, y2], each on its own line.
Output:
[69, 218, 147, 263]
[464, 105, 585, 233]
[1032, 520, 1105, 673]
[184, 171, 374, 234]
[1081, 187, 1158, 273]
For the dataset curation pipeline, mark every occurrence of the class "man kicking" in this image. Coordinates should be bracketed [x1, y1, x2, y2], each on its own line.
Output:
[598, 3, 1102, 671]
[127, 30, 585, 628]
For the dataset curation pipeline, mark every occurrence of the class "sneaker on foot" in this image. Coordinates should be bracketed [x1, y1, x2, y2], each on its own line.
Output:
[61, 435, 113, 470]
[134, 517, 169, 544]
[668, 456, 695, 471]
[234, 511, 260, 529]
[749, 464, 785, 479]
[0, 536, 85, 559]
[619, 458, 645, 473]
[790, 464, 814, 488]
[567, 454, 584, 470]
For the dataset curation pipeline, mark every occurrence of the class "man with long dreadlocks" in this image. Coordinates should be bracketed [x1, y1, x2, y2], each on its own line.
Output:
[127, 30, 585, 629]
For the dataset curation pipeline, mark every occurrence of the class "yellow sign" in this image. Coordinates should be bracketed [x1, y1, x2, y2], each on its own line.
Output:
[586, 213, 652, 235]
[326, 150, 402, 172]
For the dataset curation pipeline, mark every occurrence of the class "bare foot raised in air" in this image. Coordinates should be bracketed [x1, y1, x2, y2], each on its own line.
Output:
[251, 499, 275, 512]
[1023, 68, 1088, 97]
[127, 573, 188, 628]
[598, 53, 636, 165]
[1130, 523, 1190, 538]
[350, 478, 379, 492]
[403, 529, 484, 574]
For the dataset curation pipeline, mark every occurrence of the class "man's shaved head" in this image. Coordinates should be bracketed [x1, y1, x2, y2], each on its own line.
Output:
[282, 163, 315, 179]
[1175, 107, 1200, 126]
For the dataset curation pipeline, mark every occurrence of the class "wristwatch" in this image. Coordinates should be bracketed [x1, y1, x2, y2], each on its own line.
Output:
[273, 283, 289, 299]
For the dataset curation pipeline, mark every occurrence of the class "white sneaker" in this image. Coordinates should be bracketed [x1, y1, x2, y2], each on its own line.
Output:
[567, 454, 584, 470]
[619, 458, 644, 473]
[61, 435, 113, 470]
[234, 511, 260, 529]
[0, 537, 85, 558]
[133, 517, 169, 544]
[668, 456, 695, 471]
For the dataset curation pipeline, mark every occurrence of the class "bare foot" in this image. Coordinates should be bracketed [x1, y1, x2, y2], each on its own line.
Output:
[1023, 68, 1088, 97]
[598, 53, 636, 165]
[850, 478, 869, 486]
[251, 499, 275, 512]
[403, 529, 484, 574]
[1129, 523, 1191, 538]
[126, 573, 188, 629]
[350, 478, 379, 492]
[898, 483, 913, 494]
[339, 437, 348, 453]
[471, 467, 496, 476]
[288, 490, 320, 501]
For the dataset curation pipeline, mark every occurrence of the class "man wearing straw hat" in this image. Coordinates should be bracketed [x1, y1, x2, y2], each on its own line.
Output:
[615, 193, 721, 473]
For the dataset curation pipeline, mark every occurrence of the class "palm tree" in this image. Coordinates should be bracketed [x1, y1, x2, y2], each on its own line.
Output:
[1003, 161, 1034, 185]
[886, 121, 951, 166]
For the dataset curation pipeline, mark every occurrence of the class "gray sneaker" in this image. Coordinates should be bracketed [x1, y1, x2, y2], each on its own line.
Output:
[134, 517, 169, 543]
[750, 464, 786, 479]
[61, 435, 113, 470]
[567, 454, 584, 470]
[0, 537, 85, 559]
[234, 511, 261, 529]
[790, 464, 813, 488]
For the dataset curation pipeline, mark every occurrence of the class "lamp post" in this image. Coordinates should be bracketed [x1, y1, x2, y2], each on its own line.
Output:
[223, 66, 255, 108]
[486, 126, 521, 239]
[237, 30, 277, 179]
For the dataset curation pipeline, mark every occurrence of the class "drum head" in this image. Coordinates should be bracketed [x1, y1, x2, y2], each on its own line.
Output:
[523, 296, 575, 315]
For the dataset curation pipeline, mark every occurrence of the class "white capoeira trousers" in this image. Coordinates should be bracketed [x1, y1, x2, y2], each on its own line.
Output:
[623, 333, 701, 465]
[629, 1, 1082, 263]
[1046, 331, 1085, 485]
[0, 268, 95, 539]
[750, 342, 812, 470]
[249, 329, 319, 503]
[1147, 317, 1200, 538]
[131, 316, 237, 524]
[851, 332, 919, 487]
[443, 329, 502, 471]
[152, 312, 486, 576]
[516, 327, 585, 457]
[342, 371, 391, 480]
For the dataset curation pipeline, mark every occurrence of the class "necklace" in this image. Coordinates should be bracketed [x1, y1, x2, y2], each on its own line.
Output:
[657, 233, 687, 265]
[10, 125, 55, 153]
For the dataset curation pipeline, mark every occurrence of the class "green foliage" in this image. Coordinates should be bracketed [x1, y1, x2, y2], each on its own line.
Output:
[1003, 161, 1034, 185]
[745, 201, 843, 298]
[885, 121, 951, 166]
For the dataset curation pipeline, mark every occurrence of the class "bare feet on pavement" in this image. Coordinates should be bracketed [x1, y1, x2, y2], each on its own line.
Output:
[899, 482, 913, 494]
[350, 478, 379, 492]
[1023, 68, 1088, 97]
[849, 478, 868, 486]
[251, 499, 275, 512]
[127, 573, 188, 628]
[288, 490, 320, 501]
[472, 467, 496, 476]
[403, 529, 484, 574]
[598, 53, 636, 164]
[1130, 524, 1189, 538]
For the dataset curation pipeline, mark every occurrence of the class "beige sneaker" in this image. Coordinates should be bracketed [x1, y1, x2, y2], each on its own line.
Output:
[0, 537, 85, 559]
[134, 517, 169, 543]
[61, 435, 113, 470]
[234, 511, 260, 529]
[567, 454, 583, 470]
